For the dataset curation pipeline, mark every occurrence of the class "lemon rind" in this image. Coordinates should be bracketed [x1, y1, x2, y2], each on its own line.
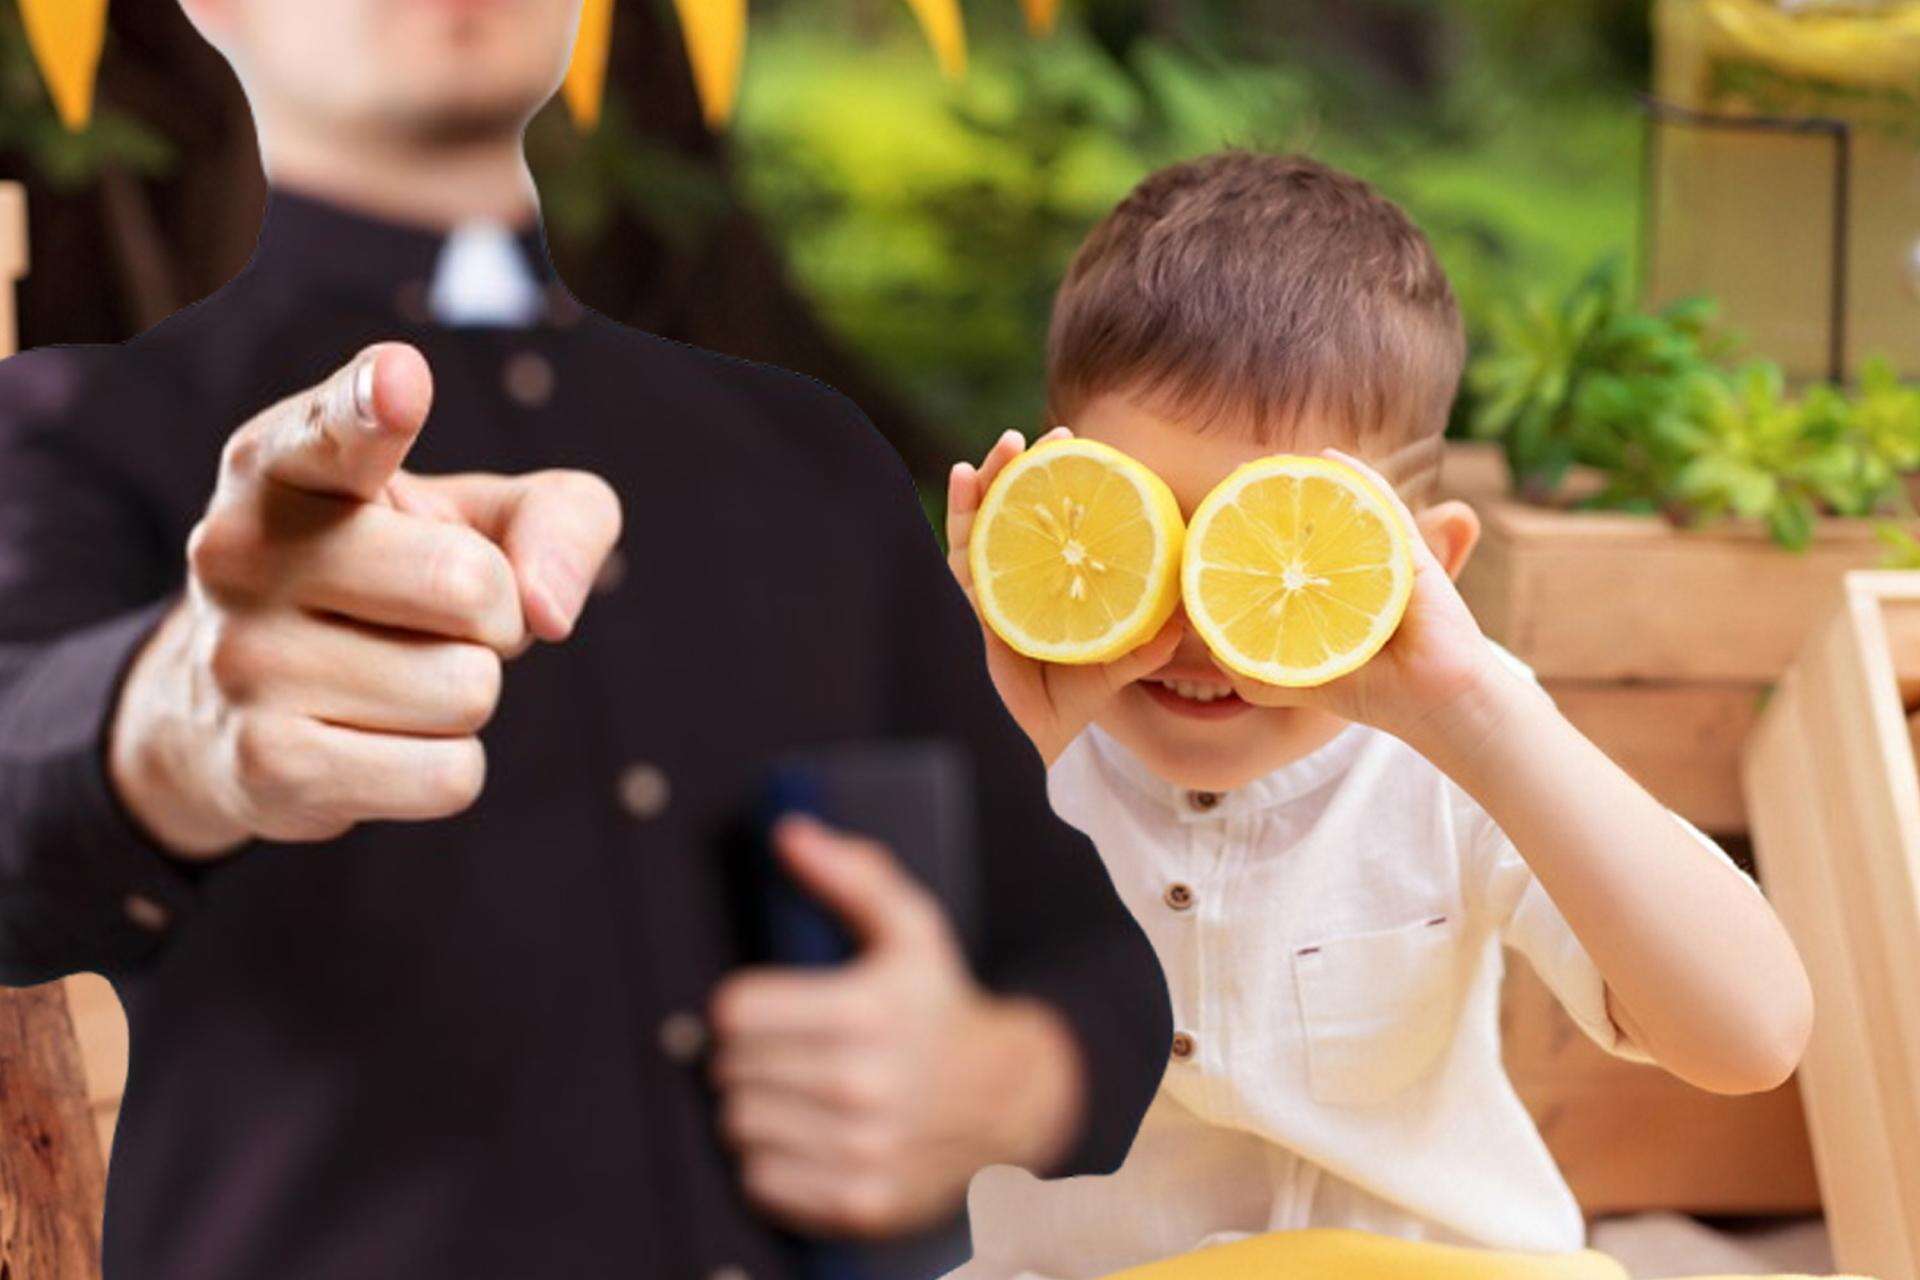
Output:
[1181, 455, 1414, 688]
[970, 438, 1185, 666]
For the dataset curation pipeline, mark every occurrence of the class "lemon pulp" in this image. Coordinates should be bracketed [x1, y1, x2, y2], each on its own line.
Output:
[970, 438, 1184, 665]
[1182, 455, 1414, 687]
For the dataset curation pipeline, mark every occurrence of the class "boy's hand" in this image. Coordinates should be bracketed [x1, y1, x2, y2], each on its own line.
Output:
[946, 429, 1182, 767]
[1226, 448, 1505, 755]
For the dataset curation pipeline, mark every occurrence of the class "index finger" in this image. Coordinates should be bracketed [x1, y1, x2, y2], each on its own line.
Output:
[249, 343, 433, 502]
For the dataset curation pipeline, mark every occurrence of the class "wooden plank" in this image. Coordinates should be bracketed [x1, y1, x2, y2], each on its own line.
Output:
[0, 984, 106, 1279]
[1745, 572, 1920, 1280]
[0, 181, 22, 357]
[1443, 442, 1887, 683]
[61, 975, 126, 1166]
[1546, 681, 1761, 833]
[1501, 960, 1818, 1215]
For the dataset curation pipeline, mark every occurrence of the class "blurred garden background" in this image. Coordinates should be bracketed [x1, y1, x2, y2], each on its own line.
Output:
[0, 0, 1652, 482]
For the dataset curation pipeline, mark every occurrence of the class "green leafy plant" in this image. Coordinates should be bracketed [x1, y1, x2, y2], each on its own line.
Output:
[1468, 265, 1920, 550]
[1466, 261, 1727, 502]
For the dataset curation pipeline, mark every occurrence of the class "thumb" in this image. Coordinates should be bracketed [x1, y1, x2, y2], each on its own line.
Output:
[408, 469, 624, 642]
[772, 815, 952, 955]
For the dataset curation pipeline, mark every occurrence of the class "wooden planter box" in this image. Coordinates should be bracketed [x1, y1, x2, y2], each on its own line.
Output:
[1443, 441, 1889, 834]
[1745, 572, 1920, 1280]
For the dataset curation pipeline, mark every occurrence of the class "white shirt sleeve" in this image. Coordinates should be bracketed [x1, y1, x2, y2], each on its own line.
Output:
[1466, 797, 1758, 1065]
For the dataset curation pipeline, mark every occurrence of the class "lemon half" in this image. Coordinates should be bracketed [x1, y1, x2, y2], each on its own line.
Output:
[1182, 455, 1414, 687]
[970, 438, 1184, 665]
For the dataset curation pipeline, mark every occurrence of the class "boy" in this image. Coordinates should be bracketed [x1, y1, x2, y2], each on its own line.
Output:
[941, 152, 1813, 1276]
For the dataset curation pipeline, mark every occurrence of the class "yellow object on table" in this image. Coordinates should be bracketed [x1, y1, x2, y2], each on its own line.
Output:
[1097, 1229, 1873, 1280]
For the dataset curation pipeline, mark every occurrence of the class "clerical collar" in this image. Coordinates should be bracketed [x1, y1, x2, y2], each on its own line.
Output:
[250, 189, 577, 330]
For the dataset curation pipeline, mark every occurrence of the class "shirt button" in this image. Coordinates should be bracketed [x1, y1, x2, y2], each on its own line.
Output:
[658, 1010, 708, 1064]
[122, 893, 171, 933]
[1170, 1031, 1196, 1062]
[503, 351, 555, 408]
[1163, 882, 1195, 912]
[1185, 790, 1221, 812]
[618, 763, 671, 819]
[594, 546, 627, 595]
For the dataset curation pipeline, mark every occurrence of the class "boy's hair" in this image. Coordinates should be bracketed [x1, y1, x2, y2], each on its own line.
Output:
[1047, 152, 1465, 494]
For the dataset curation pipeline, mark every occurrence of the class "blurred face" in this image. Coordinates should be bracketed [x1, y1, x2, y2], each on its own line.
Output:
[1072, 391, 1394, 793]
[188, 0, 581, 144]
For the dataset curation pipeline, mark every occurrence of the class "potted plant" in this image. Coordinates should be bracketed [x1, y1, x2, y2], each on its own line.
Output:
[1446, 263, 1920, 833]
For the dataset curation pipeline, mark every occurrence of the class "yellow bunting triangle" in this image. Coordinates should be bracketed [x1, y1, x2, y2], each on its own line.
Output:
[562, 0, 616, 130]
[20, 0, 110, 131]
[1021, 0, 1059, 37]
[671, 0, 748, 129]
[904, 0, 966, 80]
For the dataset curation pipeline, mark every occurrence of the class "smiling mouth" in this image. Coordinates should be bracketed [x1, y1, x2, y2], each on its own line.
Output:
[1140, 677, 1251, 718]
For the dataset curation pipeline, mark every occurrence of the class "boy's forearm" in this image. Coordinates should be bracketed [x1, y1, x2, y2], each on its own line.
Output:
[1406, 657, 1811, 1095]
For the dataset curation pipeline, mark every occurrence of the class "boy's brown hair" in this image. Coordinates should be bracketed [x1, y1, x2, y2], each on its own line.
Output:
[1047, 151, 1465, 494]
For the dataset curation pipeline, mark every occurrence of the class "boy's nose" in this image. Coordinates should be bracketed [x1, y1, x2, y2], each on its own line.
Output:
[1162, 604, 1233, 675]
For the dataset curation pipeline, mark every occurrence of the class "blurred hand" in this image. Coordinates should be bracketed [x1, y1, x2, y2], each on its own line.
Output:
[709, 815, 1083, 1238]
[1225, 447, 1499, 753]
[109, 342, 622, 858]
[946, 428, 1182, 767]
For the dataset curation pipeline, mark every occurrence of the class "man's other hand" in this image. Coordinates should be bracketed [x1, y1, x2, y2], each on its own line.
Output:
[709, 815, 1086, 1239]
[108, 342, 622, 857]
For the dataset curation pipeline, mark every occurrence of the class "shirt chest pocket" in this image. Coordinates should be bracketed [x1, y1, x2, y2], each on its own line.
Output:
[1291, 913, 1461, 1108]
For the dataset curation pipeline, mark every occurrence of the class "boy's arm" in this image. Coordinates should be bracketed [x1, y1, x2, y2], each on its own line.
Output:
[1234, 449, 1812, 1097]
[1416, 655, 1808, 1093]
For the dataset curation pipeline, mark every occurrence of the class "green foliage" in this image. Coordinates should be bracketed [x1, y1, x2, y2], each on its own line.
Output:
[734, 17, 1645, 455]
[1874, 520, 1920, 570]
[1469, 264, 1920, 550]
[1467, 262, 1727, 502]
[0, 12, 173, 189]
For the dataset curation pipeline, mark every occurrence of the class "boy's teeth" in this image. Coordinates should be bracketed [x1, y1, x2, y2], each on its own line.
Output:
[1158, 678, 1230, 703]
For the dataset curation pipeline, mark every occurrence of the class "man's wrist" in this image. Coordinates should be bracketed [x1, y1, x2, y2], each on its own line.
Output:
[972, 994, 1085, 1175]
[107, 606, 247, 859]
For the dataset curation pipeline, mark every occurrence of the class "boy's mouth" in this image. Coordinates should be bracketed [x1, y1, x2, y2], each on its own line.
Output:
[1139, 676, 1251, 720]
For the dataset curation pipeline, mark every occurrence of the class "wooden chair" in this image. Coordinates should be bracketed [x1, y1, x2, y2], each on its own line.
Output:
[0, 179, 115, 1280]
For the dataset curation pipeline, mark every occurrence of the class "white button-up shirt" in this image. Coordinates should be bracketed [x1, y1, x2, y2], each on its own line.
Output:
[956, 665, 1737, 1280]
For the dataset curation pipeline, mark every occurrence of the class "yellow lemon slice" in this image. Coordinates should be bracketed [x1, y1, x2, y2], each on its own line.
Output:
[970, 438, 1184, 665]
[1182, 455, 1414, 687]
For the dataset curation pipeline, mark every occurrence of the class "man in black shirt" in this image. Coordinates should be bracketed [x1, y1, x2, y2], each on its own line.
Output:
[0, 1, 1168, 1275]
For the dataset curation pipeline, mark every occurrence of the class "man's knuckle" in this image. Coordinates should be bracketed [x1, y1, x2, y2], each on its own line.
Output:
[186, 512, 255, 587]
[442, 645, 503, 731]
[232, 716, 305, 799]
[205, 622, 267, 701]
[218, 427, 262, 480]
[427, 536, 514, 631]
[427, 740, 487, 814]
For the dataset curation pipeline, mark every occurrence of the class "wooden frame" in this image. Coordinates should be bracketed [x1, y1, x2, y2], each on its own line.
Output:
[1745, 570, 1920, 1280]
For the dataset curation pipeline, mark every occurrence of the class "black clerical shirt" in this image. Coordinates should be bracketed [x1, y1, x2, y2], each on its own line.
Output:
[0, 193, 1170, 1279]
